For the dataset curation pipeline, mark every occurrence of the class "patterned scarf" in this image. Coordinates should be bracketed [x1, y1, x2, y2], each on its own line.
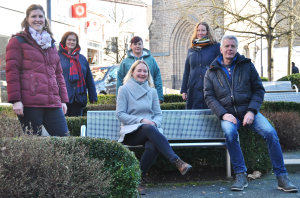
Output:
[193, 36, 212, 48]
[59, 43, 86, 94]
[28, 27, 52, 49]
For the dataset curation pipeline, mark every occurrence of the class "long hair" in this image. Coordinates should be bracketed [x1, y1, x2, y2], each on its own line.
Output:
[123, 60, 154, 87]
[190, 22, 217, 48]
[60, 31, 80, 49]
[21, 4, 53, 37]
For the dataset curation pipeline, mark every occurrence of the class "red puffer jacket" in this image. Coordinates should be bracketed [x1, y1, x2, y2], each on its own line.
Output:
[5, 30, 69, 107]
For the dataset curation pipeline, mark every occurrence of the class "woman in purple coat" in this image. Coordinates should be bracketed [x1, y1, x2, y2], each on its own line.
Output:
[5, 4, 69, 136]
[181, 22, 220, 109]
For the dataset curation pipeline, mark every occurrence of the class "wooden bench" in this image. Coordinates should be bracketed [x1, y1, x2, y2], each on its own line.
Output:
[262, 81, 300, 103]
[80, 109, 231, 177]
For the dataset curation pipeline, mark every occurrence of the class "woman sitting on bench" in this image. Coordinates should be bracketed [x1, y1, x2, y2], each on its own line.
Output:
[116, 60, 192, 194]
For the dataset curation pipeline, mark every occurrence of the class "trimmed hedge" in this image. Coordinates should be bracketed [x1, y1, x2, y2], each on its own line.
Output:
[277, 73, 300, 89]
[0, 137, 140, 198]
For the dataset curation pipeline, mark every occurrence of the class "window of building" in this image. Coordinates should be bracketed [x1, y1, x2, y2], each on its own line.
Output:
[87, 41, 102, 66]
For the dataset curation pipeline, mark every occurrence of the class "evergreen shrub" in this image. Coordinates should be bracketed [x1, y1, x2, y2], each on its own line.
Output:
[277, 73, 300, 89]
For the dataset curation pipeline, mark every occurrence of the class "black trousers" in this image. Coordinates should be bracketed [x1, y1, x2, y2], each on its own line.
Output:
[123, 124, 178, 174]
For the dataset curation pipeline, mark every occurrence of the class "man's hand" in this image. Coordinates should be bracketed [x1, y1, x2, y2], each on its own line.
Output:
[182, 93, 187, 100]
[140, 118, 156, 126]
[62, 103, 67, 115]
[13, 101, 24, 116]
[222, 113, 237, 124]
[243, 111, 254, 126]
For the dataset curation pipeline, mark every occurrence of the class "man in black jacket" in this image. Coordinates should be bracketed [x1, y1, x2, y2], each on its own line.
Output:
[292, 62, 299, 74]
[204, 35, 298, 193]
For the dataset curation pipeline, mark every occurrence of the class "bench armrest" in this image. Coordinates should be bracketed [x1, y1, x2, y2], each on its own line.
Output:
[80, 125, 87, 137]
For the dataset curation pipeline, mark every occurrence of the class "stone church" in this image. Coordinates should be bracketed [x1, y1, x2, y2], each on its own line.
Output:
[149, 0, 224, 90]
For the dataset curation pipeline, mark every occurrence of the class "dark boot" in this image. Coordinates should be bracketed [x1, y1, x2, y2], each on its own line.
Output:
[277, 175, 298, 192]
[231, 172, 248, 191]
[174, 158, 192, 175]
[138, 174, 147, 195]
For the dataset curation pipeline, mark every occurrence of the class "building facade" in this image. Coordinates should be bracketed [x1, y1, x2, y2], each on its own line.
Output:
[0, 0, 150, 102]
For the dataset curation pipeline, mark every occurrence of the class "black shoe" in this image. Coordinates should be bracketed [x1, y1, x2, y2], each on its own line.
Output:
[231, 172, 248, 191]
[277, 175, 298, 192]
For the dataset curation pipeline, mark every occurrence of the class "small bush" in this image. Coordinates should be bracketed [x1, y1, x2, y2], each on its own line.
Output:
[92, 95, 116, 105]
[262, 111, 300, 151]
[0, 137, 112, 197]
[261, 77, 269, 81]
[163, 94, 184, 103]
[277, 73, 300, 89]
[66, 116, 87, 136]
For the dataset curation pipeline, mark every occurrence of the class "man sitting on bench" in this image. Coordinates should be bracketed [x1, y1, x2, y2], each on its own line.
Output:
[204, 35, 298, 193]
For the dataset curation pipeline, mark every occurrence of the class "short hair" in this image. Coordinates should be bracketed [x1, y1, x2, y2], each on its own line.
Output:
[21, 4, 53, 37]
[220, 35, 239, 48]
[130, 36, 143, 44]
[190, 22, 217, 48]
[60, 31, 80, 49]
[123, 60, 154, 87]
[292, 62, 295, 66]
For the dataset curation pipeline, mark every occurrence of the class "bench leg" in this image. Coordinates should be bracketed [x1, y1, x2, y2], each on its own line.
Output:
[226, 148, 232, 178]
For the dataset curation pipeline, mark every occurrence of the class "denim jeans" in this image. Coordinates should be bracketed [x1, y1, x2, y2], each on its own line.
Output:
[18, 107, 69, 136]
[123, 124, 179, 174]
[221, 112, 287, 176]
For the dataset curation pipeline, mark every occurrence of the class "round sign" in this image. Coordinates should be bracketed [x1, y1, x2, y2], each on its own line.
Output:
[75, 5, 85, 16]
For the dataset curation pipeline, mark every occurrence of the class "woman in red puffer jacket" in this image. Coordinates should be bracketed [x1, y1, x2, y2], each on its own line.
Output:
[5, 4, 69, 136]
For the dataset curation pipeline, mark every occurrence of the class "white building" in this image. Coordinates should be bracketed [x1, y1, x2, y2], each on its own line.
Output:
[0, 0, 151, 102]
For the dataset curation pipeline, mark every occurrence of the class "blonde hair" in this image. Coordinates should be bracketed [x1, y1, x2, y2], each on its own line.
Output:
[123, 60, 154, 87]
[190, 22, 217, 48]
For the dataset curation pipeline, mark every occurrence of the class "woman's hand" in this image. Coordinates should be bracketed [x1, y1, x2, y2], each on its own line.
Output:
[62, 103, 67, 115]
[182, 93, 187, 100]
[13, 101, 24, 116]
[140, 118, 156, 126]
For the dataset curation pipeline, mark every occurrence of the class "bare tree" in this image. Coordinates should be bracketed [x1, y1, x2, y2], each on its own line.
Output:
[203, 0, 300, 80]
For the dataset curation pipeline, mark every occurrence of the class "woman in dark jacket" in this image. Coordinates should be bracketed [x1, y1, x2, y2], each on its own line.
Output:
[58, 32, 97, 116]
[5, 4, 69, 136]
[181, 22, 220, 109]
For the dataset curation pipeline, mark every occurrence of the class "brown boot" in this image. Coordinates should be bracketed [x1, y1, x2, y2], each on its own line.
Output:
[174, 158, 192, 175]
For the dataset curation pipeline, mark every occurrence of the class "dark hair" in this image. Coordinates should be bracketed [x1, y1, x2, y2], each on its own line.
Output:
[21, 4, 53, 37]
[292, 62, 295, 66]
[130, 36, 143, 44]
[60, 31, 80, 49]
[190, 22, 217, 48]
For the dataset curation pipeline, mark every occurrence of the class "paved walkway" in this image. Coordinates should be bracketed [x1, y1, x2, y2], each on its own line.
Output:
[142, 151, 300, 198]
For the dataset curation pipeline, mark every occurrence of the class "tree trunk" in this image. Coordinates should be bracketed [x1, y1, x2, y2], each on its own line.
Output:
[267, 36, 274, 81]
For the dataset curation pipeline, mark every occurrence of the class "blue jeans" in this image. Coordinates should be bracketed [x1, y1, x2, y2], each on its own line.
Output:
[221, 112, 287, 176]
[123, 124, 179, 175]
[18, 107, 69, 136]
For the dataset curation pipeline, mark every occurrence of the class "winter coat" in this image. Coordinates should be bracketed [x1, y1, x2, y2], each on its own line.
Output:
[117, 48, 164, 101]
[116, 78, 163, 142]
[181, 43, 221, 109]
[5, 30, 68, 107]
[204, 53, 265, 120]
[58, 47, 97, 107]
[292, 65, 299, 74]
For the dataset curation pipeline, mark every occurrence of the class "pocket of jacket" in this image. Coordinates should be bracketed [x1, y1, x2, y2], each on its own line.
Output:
[30, 75, 39, 96]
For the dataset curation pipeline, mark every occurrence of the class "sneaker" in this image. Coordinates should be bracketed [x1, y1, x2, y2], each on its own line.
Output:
[231, 172, 248, 191]
[277, 175, 298, 192]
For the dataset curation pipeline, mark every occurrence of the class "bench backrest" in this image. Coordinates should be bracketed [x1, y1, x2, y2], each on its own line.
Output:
[262, 81, 295, 93]
[86, 110, 224, 141]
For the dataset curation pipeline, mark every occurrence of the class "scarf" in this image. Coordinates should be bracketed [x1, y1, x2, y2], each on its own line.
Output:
[28, 27, 52, 49]
[192, 37, 212, 48]
[59, 43, 86, 94]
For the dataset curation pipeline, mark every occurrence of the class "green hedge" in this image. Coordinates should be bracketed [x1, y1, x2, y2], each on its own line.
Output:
[0, 137, 140, 198]
[277, 73, 300, 89]
[50, 137, 140, 197]
[163, 94, 184, 103]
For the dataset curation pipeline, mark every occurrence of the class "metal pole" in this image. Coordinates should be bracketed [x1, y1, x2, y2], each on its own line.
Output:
[260, 6, 263, 77]
[47, 0, 51, 25]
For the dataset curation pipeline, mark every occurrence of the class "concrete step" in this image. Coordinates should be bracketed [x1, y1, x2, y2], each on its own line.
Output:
[283, 151, 300, 172]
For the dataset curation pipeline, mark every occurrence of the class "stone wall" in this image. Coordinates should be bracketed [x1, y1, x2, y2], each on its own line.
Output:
[150, 0, 224, 90]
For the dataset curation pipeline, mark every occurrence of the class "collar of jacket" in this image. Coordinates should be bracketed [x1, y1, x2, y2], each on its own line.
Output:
[125, 78, 151, 100]
[127, 48, 151, 59]
[14, 29, 55, 49]
[210, 52, 250, 70]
